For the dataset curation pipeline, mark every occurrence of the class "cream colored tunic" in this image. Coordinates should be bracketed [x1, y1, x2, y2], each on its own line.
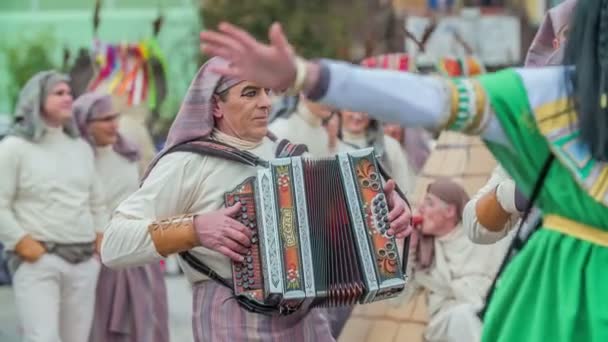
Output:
[101, 130, 277, 284]
[269, 102, 339, 157]
[94, 146, 140, 214]
[0, 126, 107, 249]
[341, 131, 415, 194]
[118, 114, 157, 176]
[462, 166, 520, 244]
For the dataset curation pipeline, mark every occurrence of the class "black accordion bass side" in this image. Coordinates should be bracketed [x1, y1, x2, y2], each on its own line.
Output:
[224, 148, 409, 313]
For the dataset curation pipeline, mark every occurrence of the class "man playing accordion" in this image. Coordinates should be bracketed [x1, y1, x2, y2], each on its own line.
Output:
[101, 57, 412, 342]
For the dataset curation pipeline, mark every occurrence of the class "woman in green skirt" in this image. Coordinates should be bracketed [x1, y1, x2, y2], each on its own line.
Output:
[200, 0, 608, 340]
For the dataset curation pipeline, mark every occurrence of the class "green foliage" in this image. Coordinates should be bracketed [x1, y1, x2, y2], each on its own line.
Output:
[200, 0, 367, 60]
[0, 31, 60, 113]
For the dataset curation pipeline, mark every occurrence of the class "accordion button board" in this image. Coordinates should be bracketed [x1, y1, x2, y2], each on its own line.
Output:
[224, 148, 408, 313]
[225, 180, 266, 302]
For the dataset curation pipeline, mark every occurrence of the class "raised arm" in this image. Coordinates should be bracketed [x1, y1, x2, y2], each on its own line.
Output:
[311, 61, 447, 129]
[200, 22, 509, 146]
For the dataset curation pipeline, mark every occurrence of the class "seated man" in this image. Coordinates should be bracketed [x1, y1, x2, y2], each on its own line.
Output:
[407, 179, 507, 342]
[101, 57, 411, 342]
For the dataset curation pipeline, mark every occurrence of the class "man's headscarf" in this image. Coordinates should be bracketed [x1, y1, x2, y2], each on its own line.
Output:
[11, 70, 79, 142]
[426, 178, 470, 222]
[417, 178, 470, 268]
[525, 0, 577, 67]
[73, 92, 140, 162]
[142, 57, 243, 179]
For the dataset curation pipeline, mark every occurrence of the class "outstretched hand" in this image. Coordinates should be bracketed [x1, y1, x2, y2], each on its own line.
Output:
[200, 22, 298, 90]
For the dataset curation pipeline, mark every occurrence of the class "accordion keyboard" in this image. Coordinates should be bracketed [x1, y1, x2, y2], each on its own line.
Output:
[225, 178, 265, 302]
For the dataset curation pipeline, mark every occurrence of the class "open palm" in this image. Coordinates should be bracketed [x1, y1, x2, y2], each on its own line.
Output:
[200, 22, 297, 90]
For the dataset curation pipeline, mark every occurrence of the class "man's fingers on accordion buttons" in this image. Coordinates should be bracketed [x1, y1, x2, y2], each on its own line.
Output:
[222, 237, 248, 255]
[383, 180, 396, 202]
[227, 219, 252, 239]
[388, 201, 405, 222]
[389, 214, 409, 234]
[217, 246, 245, 263]
[223, 201, 242, 217]
[395, 225, 414, 239]
[224, 226, 252, 247]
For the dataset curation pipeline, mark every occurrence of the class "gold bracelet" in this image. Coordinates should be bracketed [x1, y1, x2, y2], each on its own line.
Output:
[438, 78, 460, 130]
[464, 80, 488, 134]
[464, 79, 490, 135]
[285, 56, 308, 96]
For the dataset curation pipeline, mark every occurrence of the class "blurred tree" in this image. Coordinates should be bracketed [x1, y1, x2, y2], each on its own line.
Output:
[1, 32, 59, 115]
[200, 0, 403, 61]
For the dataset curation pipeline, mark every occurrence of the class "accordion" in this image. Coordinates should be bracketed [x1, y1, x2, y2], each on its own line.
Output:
[224, 148, 409, 313]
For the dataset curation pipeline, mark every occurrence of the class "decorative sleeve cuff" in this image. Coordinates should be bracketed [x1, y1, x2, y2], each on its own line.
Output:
[441, 78, 491, 134]
[148, 215, 199, 257]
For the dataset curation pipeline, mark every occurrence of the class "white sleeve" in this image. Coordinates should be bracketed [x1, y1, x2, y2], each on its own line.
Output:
[0, 139, 28, 250]
[91, 176, 109, 233]
[318, 60, 510, 146]
[101, 152, 203, 268]
[462, 167, 519, 244]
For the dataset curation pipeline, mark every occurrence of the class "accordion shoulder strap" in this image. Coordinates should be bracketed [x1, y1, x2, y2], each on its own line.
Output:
[377, 161, 412, 276]
[178, 251, 280, 315]
[275, 139, 308, 158]
[179, 251, 232, 288]
[167, 136, 308, 164]
[168, 138, 266, 167]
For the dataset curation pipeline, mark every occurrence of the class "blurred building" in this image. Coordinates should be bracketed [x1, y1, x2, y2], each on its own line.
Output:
[392, 0, 573, 68]
[0, 0, 200, 115]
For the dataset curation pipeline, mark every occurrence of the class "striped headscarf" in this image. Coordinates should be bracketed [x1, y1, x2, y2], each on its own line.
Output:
[73, 92, 140, 162]
[143, 57, 243, 179]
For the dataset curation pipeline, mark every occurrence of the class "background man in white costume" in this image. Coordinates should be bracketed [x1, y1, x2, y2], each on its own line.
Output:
[0, 71, 106, 342]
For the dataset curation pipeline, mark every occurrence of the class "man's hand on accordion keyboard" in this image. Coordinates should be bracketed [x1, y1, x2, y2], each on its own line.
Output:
[193, 202, 252, 263]
[384, 180, 413, 239]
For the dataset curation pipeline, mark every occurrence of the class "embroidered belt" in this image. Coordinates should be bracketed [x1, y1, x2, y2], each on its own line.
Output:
[544, 214, 608, 247]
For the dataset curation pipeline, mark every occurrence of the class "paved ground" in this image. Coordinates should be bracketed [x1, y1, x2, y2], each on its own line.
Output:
[0, 275, 194, 342]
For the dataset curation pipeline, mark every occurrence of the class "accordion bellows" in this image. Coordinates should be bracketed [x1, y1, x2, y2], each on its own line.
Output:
[224, 148, 408, 312]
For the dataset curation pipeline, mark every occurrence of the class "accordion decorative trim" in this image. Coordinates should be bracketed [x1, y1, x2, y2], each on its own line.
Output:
[224, 147, 407, 312]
